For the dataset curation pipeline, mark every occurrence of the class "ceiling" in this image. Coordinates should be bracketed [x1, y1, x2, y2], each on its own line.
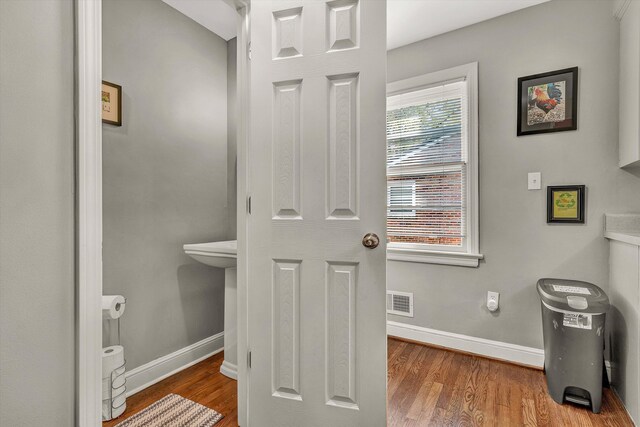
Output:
[162, 0, 237, 41]
[162, 0, 550, 49]
[387, 0, 549, 50]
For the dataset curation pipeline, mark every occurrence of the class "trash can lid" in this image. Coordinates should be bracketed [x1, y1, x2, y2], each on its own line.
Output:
[536, 278, 609, 314]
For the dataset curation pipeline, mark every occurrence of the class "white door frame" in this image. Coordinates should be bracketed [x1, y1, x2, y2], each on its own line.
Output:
[75, 0, 250, 425]
[76, 0, 103, 424]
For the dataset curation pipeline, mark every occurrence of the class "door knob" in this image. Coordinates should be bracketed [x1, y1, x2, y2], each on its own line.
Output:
[362, 233, 380, 249]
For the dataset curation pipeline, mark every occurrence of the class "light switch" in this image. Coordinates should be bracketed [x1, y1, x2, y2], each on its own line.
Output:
[528, 172, 541, 190]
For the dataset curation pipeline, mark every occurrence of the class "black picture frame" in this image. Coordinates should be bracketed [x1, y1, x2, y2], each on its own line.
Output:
[102, 80, 122, 126]
[547, 185, 585, 224]
[517, 67, 578, 136]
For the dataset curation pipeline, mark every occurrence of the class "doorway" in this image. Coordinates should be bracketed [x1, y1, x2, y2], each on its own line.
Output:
[76, 1, 247, 426]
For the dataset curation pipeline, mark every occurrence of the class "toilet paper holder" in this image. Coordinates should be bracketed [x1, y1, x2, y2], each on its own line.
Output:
[103, 359, 127, 421]
[104, 297, 126, 346]
[102, 296, 128, 421]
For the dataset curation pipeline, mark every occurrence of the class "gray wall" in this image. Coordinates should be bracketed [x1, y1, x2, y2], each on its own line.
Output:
[387, 0, 640, 349]
[102, 0, 229, 369]
[0, 0, 76, 425]
[228, 38, 238, 240]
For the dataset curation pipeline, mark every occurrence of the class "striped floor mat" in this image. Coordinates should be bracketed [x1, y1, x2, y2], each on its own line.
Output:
[114, 394, 223, 427]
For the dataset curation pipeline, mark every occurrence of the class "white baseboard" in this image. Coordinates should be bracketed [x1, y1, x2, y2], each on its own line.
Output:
[125, 332, 225, 397]
[220, 360, 238, 380]
[387, 320, 544, 368]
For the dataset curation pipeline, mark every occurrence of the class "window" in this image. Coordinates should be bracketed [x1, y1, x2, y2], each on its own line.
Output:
[386, 63, 482, 267]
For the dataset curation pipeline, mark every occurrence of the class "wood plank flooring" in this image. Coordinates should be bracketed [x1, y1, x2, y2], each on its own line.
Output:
[102, 351, 238, 427]
[103, 338, 633, 426]
[386, 338, 632, 427]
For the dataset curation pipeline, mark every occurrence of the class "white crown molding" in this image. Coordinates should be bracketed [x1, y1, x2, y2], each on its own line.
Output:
[387, 320, 545, 368]
[125, 332, 225, 397]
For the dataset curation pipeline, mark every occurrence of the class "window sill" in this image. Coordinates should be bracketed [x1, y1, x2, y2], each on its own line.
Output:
[387, 247, 483, 267]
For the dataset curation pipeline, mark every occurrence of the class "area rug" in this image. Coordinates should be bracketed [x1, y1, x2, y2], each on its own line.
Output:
[114, 394, 223, 427]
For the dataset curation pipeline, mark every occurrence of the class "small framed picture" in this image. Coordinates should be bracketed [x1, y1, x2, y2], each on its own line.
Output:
[102, 81, 122, 126]
[517, 67, 578, 136]
[547, 185, 585, 224]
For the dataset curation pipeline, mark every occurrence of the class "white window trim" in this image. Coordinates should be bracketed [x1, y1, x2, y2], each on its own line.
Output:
[386, 62, 482, 267]
[387, 180, 416, 217]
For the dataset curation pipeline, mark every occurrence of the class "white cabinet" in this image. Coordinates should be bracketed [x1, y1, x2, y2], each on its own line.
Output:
[608, 238, 640, 424]
[616, 0, 640, 168]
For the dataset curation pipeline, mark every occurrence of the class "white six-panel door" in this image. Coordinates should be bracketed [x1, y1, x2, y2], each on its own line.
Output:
[248, 0, 387, 425]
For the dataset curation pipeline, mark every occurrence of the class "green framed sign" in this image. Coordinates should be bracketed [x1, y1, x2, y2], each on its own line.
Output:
[547, 185, 585, 224]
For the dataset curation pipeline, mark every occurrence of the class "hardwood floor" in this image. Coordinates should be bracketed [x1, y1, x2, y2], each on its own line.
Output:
[387, 338, 632, 427]
[102, 351, 238, 427]
[104, 338, 633, 426]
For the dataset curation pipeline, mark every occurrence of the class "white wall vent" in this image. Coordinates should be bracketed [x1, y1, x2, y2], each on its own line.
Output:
[386, 291, 413, 317]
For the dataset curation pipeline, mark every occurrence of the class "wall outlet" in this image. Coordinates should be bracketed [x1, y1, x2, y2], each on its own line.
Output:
[487, 291, 500, 312]
[528, 172, 541, 190]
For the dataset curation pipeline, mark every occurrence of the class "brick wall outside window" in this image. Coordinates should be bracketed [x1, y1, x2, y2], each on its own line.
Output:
[387, 171, 463, 246]
[387, 85, 466, 247]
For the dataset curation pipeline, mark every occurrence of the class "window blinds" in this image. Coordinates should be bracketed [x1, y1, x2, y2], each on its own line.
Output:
[386, 80, 467, 246]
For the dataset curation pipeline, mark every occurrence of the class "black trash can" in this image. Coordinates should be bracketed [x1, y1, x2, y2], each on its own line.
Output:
[536, 278, 610, 413]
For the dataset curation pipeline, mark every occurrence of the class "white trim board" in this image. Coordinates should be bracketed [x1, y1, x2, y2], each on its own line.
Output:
[387, 320, 544, 368]
[386, 62, 481, 268]
[76, 0, 103, 425]
[125, 332, 224, 397]
[76, 1, 249, 424]
[234, 6, 250, 426]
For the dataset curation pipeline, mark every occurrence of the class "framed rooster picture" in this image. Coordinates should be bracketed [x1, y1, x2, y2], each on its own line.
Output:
[517, 67, 578, 136]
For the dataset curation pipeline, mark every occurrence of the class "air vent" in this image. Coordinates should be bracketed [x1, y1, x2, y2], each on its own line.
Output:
[386, 291, 413, 317]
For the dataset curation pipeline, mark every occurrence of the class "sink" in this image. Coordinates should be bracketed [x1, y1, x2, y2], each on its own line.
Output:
[183, 240, 237, 268]
[183, 240, 238, 380]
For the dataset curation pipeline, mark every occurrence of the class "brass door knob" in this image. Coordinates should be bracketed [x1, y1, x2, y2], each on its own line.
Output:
[362, 233, 380, 249]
